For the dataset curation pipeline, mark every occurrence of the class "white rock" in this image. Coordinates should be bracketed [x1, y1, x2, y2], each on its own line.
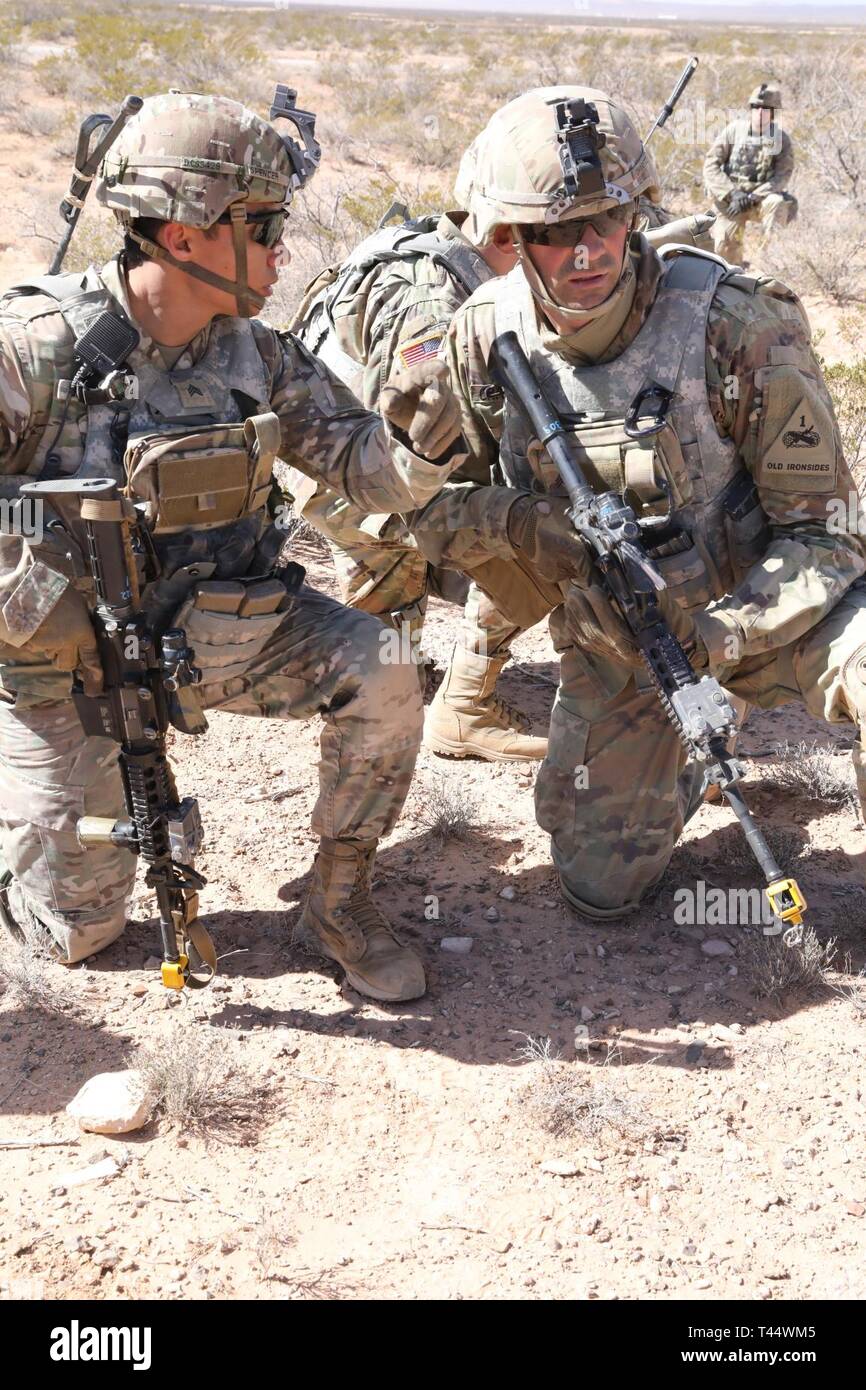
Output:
[540, 1158, 581, 1177]
[701, 938, 735, 957]
[484, 906, 500, 922]
[440, 937, 474, 954]
[499, 886, 517, 901]
[649, 1193, 668, 1215]
[57, 1157, 120, 1189]
[66, 1069, 156, 1135]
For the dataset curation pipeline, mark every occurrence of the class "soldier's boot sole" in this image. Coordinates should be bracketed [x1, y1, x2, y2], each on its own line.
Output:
[423, 725, 548, 762]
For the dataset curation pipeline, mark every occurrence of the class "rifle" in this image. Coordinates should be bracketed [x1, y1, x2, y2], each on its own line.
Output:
[49, 94, 143, 275]
[644, 57, 699, 145]
[20, 477, 217, 991]
[489, 331, 806, 934]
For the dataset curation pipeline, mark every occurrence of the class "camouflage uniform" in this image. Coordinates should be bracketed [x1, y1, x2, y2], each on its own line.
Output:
[287, 208, 548, 760]
[0, 93, 463, 1000]
[704, 84, 795, 263]
[406, 86, 866, 918]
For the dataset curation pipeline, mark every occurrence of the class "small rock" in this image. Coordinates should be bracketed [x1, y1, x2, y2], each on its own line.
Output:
[649, 1194, 668, 1215]
[540, 1158, 581, 1177]
[579, 1005, 595, 1023]
[143, 956, 161, 969]
[499, 886, 516, 901]
[711, 1024, 740, 1043]
[695, 1279, 712, 1290]
[541, 899, 557, 909]
[659, 1172, 680, 1192]
[57, 1157, 120, 1189]
[685, 1042, 706, 1063]
[484, 906, 500, 923]
[846, 1200, 865, 1218]
[67, 1069, 155, 1135]
[583, 1214, 601, 1236]
[220, 1239, 238, 1255]
[131, 985, 147, 998]
[487, 1235, 512, 1254]
[91, 1248, 120, 1270]
[701, 938, 734, 957]
[596, 945, 606, 958]
[763, 1267, 790, 1281]
[755, 1191, 782, 1211]
[440, 937, 474, 955]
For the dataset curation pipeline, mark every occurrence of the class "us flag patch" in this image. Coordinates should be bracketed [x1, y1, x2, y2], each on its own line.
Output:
[397, 329, 444, 369]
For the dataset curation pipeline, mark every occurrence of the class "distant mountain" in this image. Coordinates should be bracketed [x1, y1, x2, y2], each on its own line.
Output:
[235, 0, 866, 23]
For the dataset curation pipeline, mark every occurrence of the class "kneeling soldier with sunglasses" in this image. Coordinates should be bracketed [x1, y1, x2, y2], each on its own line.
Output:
[0, 88, 478, 1002]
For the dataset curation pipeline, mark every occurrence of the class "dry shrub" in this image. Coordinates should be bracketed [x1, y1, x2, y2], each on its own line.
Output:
[419, 774, 478, 845]
[0, 935, 71, 1012]
[759, 205, 866, 307]
[772, 740, 858, 811]
[139, 1020, 271, 1139]
[823, 358, 866, 476]
[515, 1034, 655, 1142]
[742, 925, 837, 1001]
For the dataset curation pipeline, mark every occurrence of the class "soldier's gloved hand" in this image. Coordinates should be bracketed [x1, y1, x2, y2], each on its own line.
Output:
[30, 589, 103, 696]
[728, 189, 753, 216]
[506, 495, 594, 585]
[380, 358, 463, 461]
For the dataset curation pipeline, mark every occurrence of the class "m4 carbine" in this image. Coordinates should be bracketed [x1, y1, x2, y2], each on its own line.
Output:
[22, 477, 216, 991]
[490, 331, 806, 934]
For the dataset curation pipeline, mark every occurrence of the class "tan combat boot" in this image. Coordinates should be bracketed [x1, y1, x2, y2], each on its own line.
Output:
[423, 646, 547, 761]
[296, 838, 426, 1002]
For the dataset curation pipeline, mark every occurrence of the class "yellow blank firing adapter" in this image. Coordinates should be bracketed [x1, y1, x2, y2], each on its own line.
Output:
[765, 877, 806, 927]
[161, 956, 189, 992]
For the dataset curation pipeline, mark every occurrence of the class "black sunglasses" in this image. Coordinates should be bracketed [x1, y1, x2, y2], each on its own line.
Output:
[521, 203, 633, 246]
[216, 206, 290, 248]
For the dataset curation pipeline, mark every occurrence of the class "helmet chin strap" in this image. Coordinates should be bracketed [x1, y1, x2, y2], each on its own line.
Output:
[126, 203, 264, 319]
[511, 220, 635, 333]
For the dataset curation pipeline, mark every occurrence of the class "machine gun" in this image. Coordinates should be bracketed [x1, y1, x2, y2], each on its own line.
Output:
[21, 477, 216, 991]
[490, 331, 806, 934]
[49, 94, 143, 275]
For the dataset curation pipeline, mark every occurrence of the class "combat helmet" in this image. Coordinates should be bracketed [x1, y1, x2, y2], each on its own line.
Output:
[462, 86, 653, 326]
[462, 86, 655, 245]
[95, 87, 320, 316]
[749, 82, 782, 109]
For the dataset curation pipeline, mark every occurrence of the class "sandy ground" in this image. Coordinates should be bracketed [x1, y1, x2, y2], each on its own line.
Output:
[2, 543, 865, 1303]
[1, 32, 865, 1306]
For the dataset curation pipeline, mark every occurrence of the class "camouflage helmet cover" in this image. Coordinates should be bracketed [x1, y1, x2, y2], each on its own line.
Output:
[749, 82, 782, 109]
[462, 86, 656, 245]
[95, 90, 319, 227]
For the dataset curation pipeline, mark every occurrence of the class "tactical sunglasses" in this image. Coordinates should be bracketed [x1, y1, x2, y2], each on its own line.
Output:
[521, 203, 633, 245]
[215, 206, 290, 248]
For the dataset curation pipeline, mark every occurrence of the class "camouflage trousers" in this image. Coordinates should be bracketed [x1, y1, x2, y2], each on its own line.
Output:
[0, 585, 422, 963]
[292, 477, 523, 657]
[535, 584, 866, 918]
[710, 192, 796, 262]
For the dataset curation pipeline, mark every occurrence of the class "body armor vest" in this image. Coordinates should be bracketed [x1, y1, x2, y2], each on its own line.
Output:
[295, 216, 491, 396]
[724, 121, 784, 189]
[1, 268, 279, 583]
[493, 248, 769, 607]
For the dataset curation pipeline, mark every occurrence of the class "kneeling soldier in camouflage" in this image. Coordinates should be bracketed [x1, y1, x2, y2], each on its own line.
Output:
[407, 87, 866, 918]
[0, 90, 472, 1001]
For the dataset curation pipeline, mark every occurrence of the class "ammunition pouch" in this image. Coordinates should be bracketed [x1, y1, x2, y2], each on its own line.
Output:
[171, 566, 305, 688]
[124, 412, 280, 534]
